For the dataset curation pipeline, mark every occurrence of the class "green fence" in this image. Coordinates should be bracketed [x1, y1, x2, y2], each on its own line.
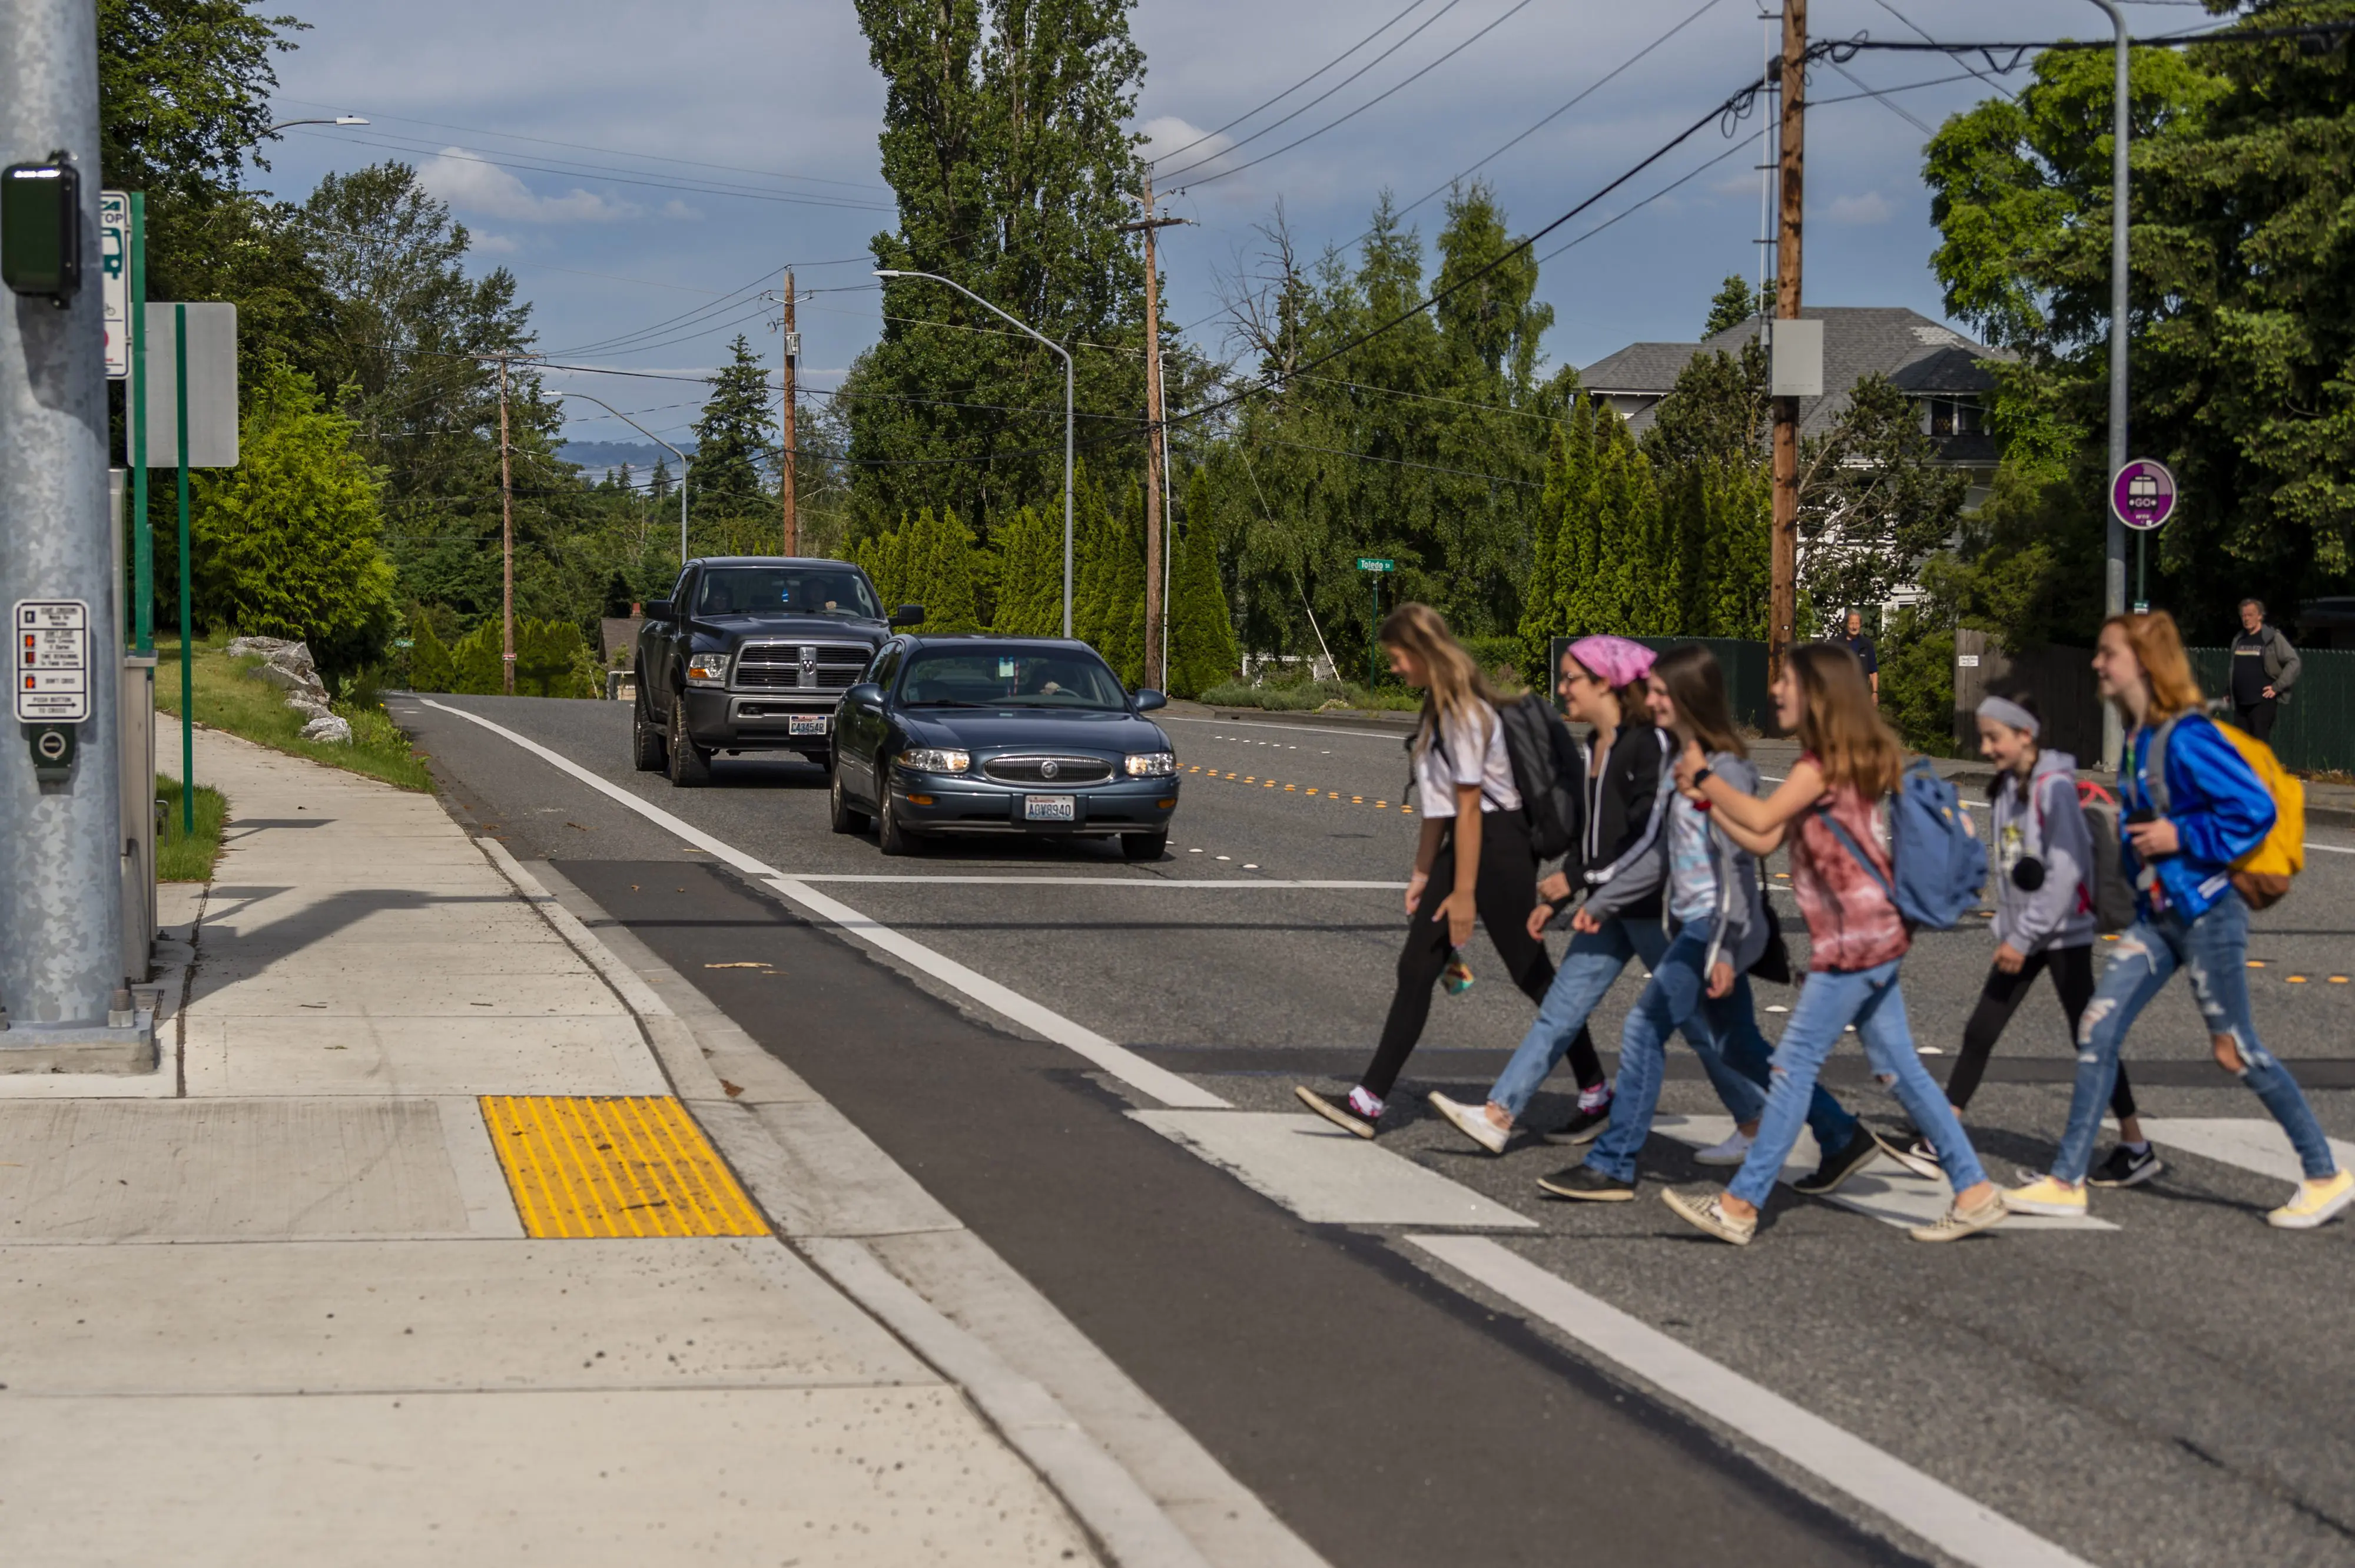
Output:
[2188, 645, 2355, 775]
[1550, 635, 1772, 732]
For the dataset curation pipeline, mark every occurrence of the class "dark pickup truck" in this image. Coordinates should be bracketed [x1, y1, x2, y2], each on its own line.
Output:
[631, 555, 923, 786]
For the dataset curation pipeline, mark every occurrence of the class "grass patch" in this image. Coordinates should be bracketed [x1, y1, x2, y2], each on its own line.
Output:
[155, 774, 228, 882]
[155, 637, 432, 791]
[1198, 678, 1422, 714]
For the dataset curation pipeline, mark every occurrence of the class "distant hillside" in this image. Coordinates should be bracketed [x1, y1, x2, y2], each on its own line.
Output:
[560, 439, 695, 478]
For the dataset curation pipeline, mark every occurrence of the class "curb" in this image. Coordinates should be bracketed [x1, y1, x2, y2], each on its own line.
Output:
[1198, 705, 1418, 734]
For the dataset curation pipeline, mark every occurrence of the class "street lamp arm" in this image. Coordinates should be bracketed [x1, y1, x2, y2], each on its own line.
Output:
[264, 115, 369, 134]
[556, 390, 692, 568]
[871, 269, 1070, 369]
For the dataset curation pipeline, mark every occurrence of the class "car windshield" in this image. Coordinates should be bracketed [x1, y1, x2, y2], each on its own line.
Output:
[696, 567, 880, 619]
[898, 648, 1127, 710]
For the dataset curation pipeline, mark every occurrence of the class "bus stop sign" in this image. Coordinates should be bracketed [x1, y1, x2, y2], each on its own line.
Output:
[2111, 459, 2177, 532]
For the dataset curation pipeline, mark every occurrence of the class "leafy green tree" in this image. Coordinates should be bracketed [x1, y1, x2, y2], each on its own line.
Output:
[190, 356, 397, 677]
[858, 508, 984, 632]
[1702, 274, 1759, 339]
[406, 612, 454, 692]
[1642, 337, 1768, 471]
[1793, 375, 1968, 629]
[689, 335, 777, 521]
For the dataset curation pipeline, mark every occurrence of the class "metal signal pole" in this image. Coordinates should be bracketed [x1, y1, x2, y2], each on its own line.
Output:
[780, 268, 798, 555]
[2087, 0, 2130, 770]
[1768, 0, 1806, 691]
[497, 355, 515, 695]
[1119, 173, 1188, 692]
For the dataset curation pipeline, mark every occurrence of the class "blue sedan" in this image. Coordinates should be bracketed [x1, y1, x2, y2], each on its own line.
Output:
[828, 636, 1181, 859]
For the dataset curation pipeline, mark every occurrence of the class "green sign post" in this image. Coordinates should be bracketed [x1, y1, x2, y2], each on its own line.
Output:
[1356, 558, 1394, 688]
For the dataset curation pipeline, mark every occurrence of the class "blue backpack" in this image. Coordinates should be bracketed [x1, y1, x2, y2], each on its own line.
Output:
[1812, 758, 1986, 931]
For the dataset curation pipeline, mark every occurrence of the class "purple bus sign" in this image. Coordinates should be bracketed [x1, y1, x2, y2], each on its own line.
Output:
[2111, 459, 2178, 532]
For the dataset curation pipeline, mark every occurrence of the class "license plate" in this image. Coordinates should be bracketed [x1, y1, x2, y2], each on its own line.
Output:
[788, 715, 830, 736]
[1024, 794, 1076, 822]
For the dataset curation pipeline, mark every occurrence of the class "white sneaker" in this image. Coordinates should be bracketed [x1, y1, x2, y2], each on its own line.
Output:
[1693, 1129, 1754, 1166]
[1428, 1090, 1509, 1154]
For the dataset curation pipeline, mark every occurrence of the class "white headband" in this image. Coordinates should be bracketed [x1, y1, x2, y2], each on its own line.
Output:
[1976, 694, 2040, 737]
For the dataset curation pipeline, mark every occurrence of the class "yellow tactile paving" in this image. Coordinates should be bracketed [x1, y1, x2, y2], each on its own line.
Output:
[480, 1095, 769, 1238]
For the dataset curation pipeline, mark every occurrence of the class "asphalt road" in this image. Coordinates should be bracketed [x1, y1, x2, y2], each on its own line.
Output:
[399, 692, 2355, 1568]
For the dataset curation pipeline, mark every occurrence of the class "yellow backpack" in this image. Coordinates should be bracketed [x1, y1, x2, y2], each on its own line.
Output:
[2147, 714, 2304, 909]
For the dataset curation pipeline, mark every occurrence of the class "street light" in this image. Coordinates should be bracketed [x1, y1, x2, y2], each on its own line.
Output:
[873, 268, 1074, 638]
[265, 114, 370, 134]
[556, 390, 689, 565]
[2087, 0, 2130, 772]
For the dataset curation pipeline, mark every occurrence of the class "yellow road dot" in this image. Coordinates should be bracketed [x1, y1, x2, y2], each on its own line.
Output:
[1285, 784, 1295, 791]
[1306, 788, 1318, 795]
[2287, 976, 2308, 983]
[1375, 801, 1388, 808]
[1352, 795, 1364, 803]
[1226, 772, 1237, 780]
[1402, 806, 1414, 814]
[2331, 976, 2349, 984]
[2102, 933, 2120, 942]
[2248, 960, 2267, 969]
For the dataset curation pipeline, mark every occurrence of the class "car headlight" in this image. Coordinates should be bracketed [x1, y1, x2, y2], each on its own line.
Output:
[1125, 751, 1176, 777]
[685, 652, 731, 687]
[895, 747, 970, 774]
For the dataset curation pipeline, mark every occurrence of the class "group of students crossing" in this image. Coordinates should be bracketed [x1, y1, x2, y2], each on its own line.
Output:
[1296, 604, 2354, 1242]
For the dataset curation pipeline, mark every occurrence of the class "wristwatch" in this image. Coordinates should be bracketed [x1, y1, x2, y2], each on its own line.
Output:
[1689, 765, 1714, 788]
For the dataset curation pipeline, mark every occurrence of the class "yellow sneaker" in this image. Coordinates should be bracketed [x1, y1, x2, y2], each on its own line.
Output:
[2001, 1174, 2088, 1218]
[2267, 1168, 2354, 1230]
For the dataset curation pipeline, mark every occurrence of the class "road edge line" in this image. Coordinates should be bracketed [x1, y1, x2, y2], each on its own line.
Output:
[1405, 1234, 2096, 1568]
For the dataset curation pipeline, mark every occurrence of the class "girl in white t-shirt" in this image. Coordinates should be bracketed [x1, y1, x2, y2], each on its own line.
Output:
[1296, 604, 1566, 1138]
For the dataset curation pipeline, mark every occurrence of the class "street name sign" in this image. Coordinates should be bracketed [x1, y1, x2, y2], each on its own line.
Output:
[15, 600, 90, 722]
[2111, 459, 2177, 532]
[1356, 557, 1394, 572]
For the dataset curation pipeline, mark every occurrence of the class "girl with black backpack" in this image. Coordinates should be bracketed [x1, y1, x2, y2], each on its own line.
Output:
[1294, 604, 1588, 1139]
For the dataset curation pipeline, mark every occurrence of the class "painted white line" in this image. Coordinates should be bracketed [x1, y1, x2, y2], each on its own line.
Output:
[769, 876, 1409, 889]
[1164, 714, 1407, 742]
[1130, 1110, 1535, 1230]
[417, 699, 1228, 1112]
[2137, 1117, 2355, 1188]
[1407, 1234, 2096, 1568]
[1652, 1115, 2112, 1232]
[2305, 841, 2355, 855]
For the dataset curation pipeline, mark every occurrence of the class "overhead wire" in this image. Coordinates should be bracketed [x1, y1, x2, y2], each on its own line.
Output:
[1147, 0, 1434, 167]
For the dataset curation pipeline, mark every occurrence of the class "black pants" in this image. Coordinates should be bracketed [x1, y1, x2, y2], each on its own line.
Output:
[1359, 811, 1597, 1101]
[2235, 698, 2278, 742]
[1946, 944, 2136, 1119]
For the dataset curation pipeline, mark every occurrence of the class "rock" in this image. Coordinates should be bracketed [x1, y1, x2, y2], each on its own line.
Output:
[298, 714, 352, 744]
[226, 635, 297, 659]
[287, 698, 334, 722]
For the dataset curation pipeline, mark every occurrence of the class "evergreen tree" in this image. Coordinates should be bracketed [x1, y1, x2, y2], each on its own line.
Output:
[1518, 422, 1569, 674]
[1701, 463, 1772, 639]
[406, 611, 455, 692]
[991, 506, 1065, 635]
[1703, 274, 1759, 338]
[689, 334, 777, 521]
[1552, 395, 1601, 635]
[191, 357, 399, 678]
[1166, 472, 1237, 698]
[649, 457, 672, 502]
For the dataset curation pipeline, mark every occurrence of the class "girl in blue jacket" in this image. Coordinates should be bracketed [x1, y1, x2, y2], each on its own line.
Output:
[2005, 612, 2350, 1229]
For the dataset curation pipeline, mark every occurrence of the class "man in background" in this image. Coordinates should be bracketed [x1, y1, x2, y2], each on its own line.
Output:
[1842, 610, 1879, 704]
[2231, 598, 2301, 741]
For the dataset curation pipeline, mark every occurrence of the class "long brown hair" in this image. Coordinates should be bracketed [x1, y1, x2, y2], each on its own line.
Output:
[1789, 642, 1902, 795]
[2103, 609, 2203, 720]
[1653, 644, 1743, 758]
[1381, 602, 1502, 762]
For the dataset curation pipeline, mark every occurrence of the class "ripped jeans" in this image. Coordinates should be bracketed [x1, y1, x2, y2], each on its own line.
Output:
[2054, 894, 2336, 1184]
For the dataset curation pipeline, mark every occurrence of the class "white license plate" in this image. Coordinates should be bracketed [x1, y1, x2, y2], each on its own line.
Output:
[788, 715, 830, 736]
[1024, 794, 1076, 822]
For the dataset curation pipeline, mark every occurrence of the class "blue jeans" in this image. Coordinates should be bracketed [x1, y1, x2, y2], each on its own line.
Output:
[1490, 919, 1671, 1120]
[2055, 896, 2337, 1183]
[1728, 961, 1988, 1209]
[1590, 933, 1865, 1182]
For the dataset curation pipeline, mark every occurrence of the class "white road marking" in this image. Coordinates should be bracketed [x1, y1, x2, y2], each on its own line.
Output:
[767, 876, 1410, 888]
[1132, 1111, 1534, 1229]
[1407, 1234, 2097, 1568]
[416, 699, 1228, 1112]
[1651, 1115, 2113, 1232]
[2137, 1118, 2355, 1188]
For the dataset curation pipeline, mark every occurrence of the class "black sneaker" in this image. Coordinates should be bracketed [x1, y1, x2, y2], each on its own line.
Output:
[1537, 1163, 1636, 1201]
[1793, 1124, 1882, 1196]
[1550, 1093, 1614, 1145]
[1295, 1083, 1378, 1139]
[2088, 1143, 2162, 1188]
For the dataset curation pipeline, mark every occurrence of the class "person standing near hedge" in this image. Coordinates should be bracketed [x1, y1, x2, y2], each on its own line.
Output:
[2230, 598, 2300, 742]
[1842, 610, 1879, 705]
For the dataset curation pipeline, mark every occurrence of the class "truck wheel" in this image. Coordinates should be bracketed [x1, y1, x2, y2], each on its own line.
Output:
[665, 699, 712, 787]
[828, 769, 869, 834]
[875, 789, 923, 856]
[1122, 830, 1170, 863]
[631, 687, 667, 772]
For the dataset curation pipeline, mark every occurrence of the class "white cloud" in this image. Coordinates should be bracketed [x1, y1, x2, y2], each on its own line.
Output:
[471, 231, 519, 254]
[1828, 191, 1894, 226]
[417, 147, 639, 223]
[660, 198, 705, 221]
[1140, 115, 1234, 178]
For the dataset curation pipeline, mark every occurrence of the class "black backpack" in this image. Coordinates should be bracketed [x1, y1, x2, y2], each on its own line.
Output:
[1413, 694, 1581, 862]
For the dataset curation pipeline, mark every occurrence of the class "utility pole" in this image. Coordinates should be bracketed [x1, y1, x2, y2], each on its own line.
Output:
[497, 355, 515, 695]
[779, 268, 798, 555]
[1119, 174, 1188, 692]
[1768, 0, 1806, 693]
[1, 0, 143, 1061]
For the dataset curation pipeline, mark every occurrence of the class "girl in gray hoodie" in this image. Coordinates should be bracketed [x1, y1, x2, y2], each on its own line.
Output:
[1918, 692, 2155, 1187]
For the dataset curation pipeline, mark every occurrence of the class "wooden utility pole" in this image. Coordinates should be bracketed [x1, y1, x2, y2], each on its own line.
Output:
[1768, 0, 1806, 694]
[780, 268, 798, 554]
[497, 354, 516, 696]
[1119, 174, 1188, 692]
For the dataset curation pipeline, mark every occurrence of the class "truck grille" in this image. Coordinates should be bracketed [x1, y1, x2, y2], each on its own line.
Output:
[734, 642, 872, 692]
[983, 754, 1115, 785]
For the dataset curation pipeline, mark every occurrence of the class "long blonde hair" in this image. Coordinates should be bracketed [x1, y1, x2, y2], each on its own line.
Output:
[1382, 602, 1501, 763]
[1790, 642, 1902, 795]
[2104, 610, 2203, 720]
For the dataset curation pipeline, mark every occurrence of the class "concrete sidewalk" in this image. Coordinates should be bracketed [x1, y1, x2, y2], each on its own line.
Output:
[0, 722, 1100, 1565]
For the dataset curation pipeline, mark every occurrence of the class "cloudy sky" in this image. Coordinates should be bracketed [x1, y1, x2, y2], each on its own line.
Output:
[249, 0, 2213, 453]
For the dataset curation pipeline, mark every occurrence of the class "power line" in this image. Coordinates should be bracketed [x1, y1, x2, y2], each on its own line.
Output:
[1148, 0, 1434, 167]
[1870, 0, 2016, 102]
